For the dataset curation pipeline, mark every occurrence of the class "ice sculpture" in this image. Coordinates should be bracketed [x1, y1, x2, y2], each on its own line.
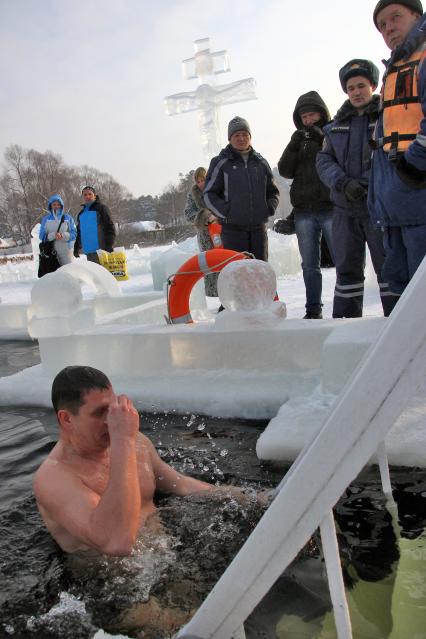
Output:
[215, 260, 287, 330]
[218, 260, 277, 312]
[164, 38, 256, 161]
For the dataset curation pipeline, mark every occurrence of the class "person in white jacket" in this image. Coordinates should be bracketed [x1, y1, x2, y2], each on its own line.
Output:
[39, 194, 77, 265]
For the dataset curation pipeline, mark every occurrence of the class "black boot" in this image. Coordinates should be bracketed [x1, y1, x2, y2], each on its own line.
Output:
[303, 311, 323, 319]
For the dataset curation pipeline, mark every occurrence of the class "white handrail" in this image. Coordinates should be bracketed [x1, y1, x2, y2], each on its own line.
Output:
[178, 256, 426, 639]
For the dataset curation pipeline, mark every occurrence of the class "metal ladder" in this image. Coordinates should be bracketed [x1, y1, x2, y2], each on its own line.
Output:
[177, 257, 426, 639]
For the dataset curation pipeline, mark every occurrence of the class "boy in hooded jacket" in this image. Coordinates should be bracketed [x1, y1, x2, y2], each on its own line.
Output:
[316, 60, 398, 318]
[278, 90, 334, 319]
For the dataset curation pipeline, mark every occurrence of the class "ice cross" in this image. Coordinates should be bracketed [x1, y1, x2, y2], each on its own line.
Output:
[164, 38, 256, 162]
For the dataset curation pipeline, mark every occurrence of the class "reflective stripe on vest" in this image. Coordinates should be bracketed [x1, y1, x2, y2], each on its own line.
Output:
[379, 46, 426, 157]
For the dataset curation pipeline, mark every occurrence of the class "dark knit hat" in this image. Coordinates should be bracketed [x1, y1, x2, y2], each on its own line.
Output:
[373, 0, 423, 28]
[298, 104, 319, 116]
[339, 59, 380, 92]
[228, 116, 251, 140]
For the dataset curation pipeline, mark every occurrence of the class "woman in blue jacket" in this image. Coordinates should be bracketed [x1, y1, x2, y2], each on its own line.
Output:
[39, 194, 77, 265]
[74, 186, 116, 263]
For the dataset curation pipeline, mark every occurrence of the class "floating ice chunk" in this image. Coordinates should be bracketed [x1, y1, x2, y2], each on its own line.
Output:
[218, 259, 277, 312]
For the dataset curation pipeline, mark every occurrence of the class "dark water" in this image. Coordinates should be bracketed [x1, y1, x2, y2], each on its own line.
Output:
[0, 340, 425, 638]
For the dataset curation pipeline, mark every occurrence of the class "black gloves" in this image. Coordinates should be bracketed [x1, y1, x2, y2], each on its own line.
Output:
[396, 155, 426, 189]
[305, 125, 324, 144]
[343, 179, 368, 202]
[288, 129, 306, 151]
[273, 212, 296, 235]
[288, 126, 324, 151]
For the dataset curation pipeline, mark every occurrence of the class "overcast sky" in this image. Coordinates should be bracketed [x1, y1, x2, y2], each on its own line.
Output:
[0, 0, 391, 198]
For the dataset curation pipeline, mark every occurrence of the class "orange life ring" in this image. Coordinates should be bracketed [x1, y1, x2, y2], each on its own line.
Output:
[167, 249, 248, 324]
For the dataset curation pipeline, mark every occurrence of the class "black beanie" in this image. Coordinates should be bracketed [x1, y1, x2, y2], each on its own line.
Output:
[373, 0, 423, 28]
[339, 59, 380, 92]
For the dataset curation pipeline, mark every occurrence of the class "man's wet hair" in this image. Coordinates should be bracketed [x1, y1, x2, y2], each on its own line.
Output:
[51, 366, 111, 414]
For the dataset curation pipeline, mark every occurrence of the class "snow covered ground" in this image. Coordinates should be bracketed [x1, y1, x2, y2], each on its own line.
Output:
[0, 231, 384, 316]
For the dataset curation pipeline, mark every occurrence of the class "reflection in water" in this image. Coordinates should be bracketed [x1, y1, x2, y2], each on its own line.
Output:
[0, 409, 54, 509]
[0, 339, 40, 377]
[274, 486, 426, 639]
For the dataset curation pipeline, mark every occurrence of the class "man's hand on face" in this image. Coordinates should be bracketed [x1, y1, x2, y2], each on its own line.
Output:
[106, 395, 140, 442]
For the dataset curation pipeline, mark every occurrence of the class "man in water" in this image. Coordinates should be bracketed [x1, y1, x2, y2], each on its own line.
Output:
[33, 366, 230, 556]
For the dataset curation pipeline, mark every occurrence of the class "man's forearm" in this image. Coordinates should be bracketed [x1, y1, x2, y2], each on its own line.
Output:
[91, 437, 141, 554]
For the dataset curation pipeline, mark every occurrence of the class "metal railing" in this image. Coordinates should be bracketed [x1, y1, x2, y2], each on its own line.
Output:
[178, 256, 426, 639]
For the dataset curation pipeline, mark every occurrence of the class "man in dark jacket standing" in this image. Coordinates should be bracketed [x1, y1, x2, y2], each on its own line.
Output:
[316, 60, 398, 318]
[278, 91, 334, 319]
[369, 0, 426, 298]
[204, 116, 279, 261]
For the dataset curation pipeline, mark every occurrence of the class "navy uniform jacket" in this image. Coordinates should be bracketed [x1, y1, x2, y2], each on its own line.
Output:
[316, 97, 379, 218]
[368, 13, 426, 228]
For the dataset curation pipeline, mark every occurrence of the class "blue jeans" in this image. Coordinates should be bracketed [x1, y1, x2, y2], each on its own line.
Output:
[294, 210, 335, 314]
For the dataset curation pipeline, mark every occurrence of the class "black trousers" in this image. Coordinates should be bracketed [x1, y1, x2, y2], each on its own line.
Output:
[332, 214, 398, 318]
[221, 225, 268, 261]
[86, 252, 100, 264]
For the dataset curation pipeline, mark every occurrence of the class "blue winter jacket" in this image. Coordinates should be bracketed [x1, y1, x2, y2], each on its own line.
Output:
[204, 144, 279, 228]
[39, 194, 77, 246]
[316, 97, 379, 218]
[368, 13, 426, 227]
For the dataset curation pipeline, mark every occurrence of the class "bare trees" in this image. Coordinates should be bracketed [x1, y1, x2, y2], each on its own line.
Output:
[0, 144, 199, 245]
[154, 171, 194, 227]
[0, 145, 39, 242]
[0, 145, 130, 243]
